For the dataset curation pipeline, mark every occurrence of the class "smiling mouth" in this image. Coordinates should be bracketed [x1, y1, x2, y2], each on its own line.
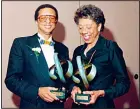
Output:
[44, 25, 51, 29]
[83, 35, 90, 40]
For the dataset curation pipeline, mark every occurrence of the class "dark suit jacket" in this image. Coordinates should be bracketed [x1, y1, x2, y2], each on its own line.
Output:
[71, 35, 130, 108]
[5, 33, 69, 108]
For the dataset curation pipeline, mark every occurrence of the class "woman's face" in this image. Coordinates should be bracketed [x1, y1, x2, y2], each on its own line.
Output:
[78, 18, 101, 44]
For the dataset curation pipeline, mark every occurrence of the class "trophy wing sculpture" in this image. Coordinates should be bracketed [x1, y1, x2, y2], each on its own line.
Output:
[72, 55, 97, 102]
[49, 53, 73, 100]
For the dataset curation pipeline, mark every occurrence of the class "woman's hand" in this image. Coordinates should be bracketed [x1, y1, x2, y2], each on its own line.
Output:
[71, 86, 81, 104]
[80, 90, 105, 105]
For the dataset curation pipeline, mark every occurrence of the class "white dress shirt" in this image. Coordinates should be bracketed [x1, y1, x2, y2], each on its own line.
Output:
[38, 33, 55, 68]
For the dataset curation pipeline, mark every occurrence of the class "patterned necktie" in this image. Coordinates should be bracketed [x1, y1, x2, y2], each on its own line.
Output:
[39, 39, 55, 46]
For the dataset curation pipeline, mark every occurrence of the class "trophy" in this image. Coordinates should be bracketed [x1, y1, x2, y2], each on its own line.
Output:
[49, 53, 73, 100]
[72, 53, 97, 103]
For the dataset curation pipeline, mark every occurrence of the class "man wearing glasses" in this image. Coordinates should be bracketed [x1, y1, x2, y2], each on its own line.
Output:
[5, 4, 69, 108]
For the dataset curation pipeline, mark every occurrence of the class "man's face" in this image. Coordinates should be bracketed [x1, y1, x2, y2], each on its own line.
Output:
[78, 18, 101, 44]
[37, 8, 57, 35]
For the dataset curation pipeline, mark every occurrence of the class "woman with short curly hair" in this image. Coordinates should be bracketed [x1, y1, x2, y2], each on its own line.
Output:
[71, 4, 130, 108]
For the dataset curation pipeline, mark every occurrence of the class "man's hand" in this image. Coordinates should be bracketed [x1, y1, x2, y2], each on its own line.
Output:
[71, 86, 81, 104]
[79, 90, 105, 105]
[38, 87, 59, 102]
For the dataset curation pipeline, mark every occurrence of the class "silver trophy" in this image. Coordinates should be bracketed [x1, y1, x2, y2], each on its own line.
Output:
[72, 55, 97, 102]
[49, 53, 73, 100]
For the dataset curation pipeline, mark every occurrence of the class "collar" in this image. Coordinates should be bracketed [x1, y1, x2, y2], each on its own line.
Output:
[37, 33, 53, 42]
[80, 35, 105, 62]
[82, 35, 105, 51]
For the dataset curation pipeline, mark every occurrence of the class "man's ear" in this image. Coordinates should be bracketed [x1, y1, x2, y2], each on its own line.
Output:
[98, 23, 102, 32]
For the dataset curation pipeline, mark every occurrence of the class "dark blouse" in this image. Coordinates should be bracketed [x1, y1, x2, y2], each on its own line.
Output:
[72, 35, 130, 100]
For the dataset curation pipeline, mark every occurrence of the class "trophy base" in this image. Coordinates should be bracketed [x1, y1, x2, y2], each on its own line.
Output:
[50, 90, 65, 100]
[75, 93, 91, 102]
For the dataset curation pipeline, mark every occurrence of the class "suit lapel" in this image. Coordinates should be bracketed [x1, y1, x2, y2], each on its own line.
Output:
[26, 34, 53, 85]
[53, 40, 65, 61]
[54, 41, 59, 54]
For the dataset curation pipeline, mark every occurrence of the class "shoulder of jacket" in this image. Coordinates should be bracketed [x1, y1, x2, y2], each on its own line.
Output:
[74, 45, 84, 53]
[55, 41, 68, 50]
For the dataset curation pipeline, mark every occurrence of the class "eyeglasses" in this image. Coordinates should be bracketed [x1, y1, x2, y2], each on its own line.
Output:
[38, 15, 57, 23]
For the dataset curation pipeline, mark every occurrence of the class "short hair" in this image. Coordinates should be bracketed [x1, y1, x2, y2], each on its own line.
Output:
[34, 4, 58, 21]
[74, 4, 105, 31]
